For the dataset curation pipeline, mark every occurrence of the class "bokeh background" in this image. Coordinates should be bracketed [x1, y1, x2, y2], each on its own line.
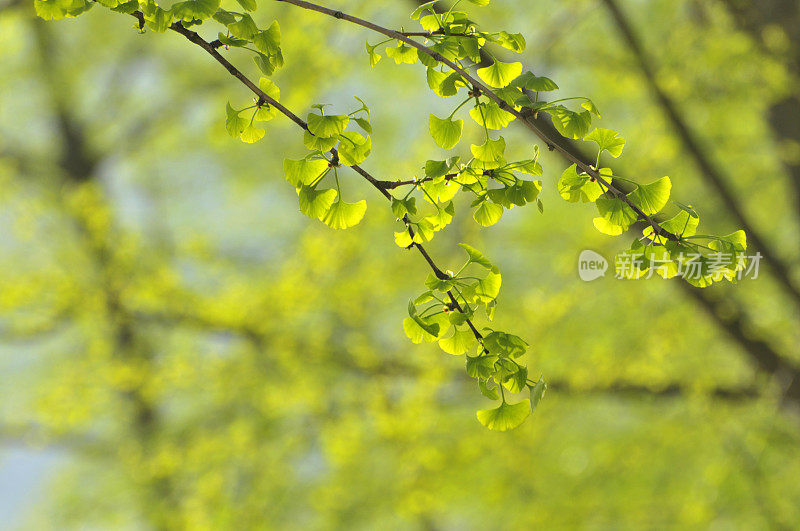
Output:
[1, 0, 799, 528]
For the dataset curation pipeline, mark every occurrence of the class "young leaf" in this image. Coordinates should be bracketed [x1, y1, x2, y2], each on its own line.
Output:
[321, 200, 367, 229]
[239, 124, 264, 143]
[585, 128, 625, 158]
[284, 158, 329, 188]
[225, 103, 248, 138]
[513, 71, 558, 92]
[470, 137, 506, 162]
[469, 102, 515, 130]
[365, 41, 382, 67]
[473, 201, 503, 227]
[594, 197, 638, 235]
[549, 107, 592, 139]
[338, 131, 371, 166]
[477, 60, 522, 88]
[385, 43, 418, 65]
[530, 377, 547, 413]
[459, 243, 493, 269]
[297, 186, 337, 219]
[439, 327, 475, 355]
[307, 113, 349, 138]
[558, 164, 603, 203]
[627, 176, 671, 216]
[476, 400, 531, 431]
[429, 114, 463, 149]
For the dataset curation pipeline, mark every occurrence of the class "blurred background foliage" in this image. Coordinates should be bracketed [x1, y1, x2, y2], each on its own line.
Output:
[1, 0, 799, 528]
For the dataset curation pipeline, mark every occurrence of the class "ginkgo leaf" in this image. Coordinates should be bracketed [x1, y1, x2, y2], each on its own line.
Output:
[307, 113, 349, 138]
[469, 102, 515, 130]
[171, 0, 220, 21]
[513, 71, 558, 92]
[474, 268, 501, 302]
[459, 243, 493, 269]
[585, 128, 625, 158]
[228, 13, 258, 39]
[240, 125, 264, 143]
[338, 131, 371, 166]
[252, 21, 281, 55]
[627, 176, 671, 215]
[594, 197, 638, 235]
[645, 209, 699, 243]
[321, 200, 367, 229]
[558, 164, 603, 203]
[470, 137, 506, 162]
[530, 377, 547, 413]
[258, 77, 280, 100]
[476, 400, 531, 431]
[549, 107, 592, 139]
[284, 158, 329, 188]
[473, 201, 503, 227]
[477, 60, 522, 88]
[385, 43, 418, 64]
[297, 186, 337, 219]
[439, 327, 475, 355]
[429, 114, 463, 149]
[303, 131, 338, 151]
[403, 317, 438, 343]
[225, 103, 248, 138]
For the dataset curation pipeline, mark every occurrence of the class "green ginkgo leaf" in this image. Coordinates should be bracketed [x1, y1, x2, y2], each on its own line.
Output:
[284, 158, 329, 188]
[474, 268, 501, 302]
[549, 107, 592, 139]
[252, 21, 281, 55]
[385, 43, 418, 64]
[234, 0, 255, 11]
[225, 103, 248, 138]
[255, 79, 280, 121]
[240, 124, 264, 143]
[171, 0, 220, 21]
[477, 60, 522, 88]
[439, 327, 475, 355]
[228, 13, 258, 39]
[473, 201, 503, 227]
[365, 41, 382, 67]
[459, 243, 493, 269]
[645, 209, 699, 243]
[530, 377, 547, 413]
[513, 71, 558, 92]
[470, 137, 506, 162]
[297, 186, 337, 219]
[476, 399, 531, 431]
[402, 317, 438, 343]
[429, 114, 463, 149]
[307, 113, 349, 139]
[585, 128, 625, 158]
[594, 197, 638, 235]
[321, 199, 367, 229]
[558, 164, 603, 203]
[338, 131, 371, 166]
[466, 355, 498, 379]
[469, 102, 515, 130]
[303, 131, 338, 152]
[627, 176, 671, 216]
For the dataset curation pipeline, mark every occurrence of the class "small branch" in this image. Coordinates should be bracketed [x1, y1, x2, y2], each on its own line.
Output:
[275, 0, 682, 243]
[136, 14, 489, 344]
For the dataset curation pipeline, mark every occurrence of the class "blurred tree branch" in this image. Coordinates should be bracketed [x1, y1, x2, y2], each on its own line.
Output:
[600, 0, 800, 308]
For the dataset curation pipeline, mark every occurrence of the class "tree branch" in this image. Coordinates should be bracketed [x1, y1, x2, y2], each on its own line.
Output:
[600, 0, 800, 308]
